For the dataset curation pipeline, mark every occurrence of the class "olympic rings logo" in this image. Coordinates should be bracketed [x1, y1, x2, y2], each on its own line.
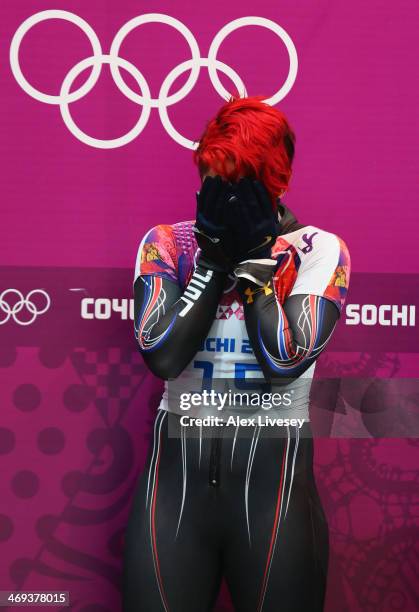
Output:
[0, 289, 51, 326]
[10, 11, 298, 150]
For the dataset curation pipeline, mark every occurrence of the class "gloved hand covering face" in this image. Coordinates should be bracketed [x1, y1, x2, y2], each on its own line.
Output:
[193, 175, 279, 272]
[193, 175, 236, 273]
[225, 177, 280, 263]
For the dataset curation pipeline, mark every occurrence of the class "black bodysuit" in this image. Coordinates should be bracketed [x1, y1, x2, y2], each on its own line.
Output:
[122, 203, 351, 611]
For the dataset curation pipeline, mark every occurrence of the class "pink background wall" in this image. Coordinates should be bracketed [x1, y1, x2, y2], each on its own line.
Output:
[1, 1, 418, 611]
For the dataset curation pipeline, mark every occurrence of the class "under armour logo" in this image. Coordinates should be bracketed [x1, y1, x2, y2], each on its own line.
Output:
[244, 282, 273, 304]
[298, 232, 318, 254]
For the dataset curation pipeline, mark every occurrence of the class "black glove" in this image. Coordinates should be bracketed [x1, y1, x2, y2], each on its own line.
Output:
[193, 175, 236, 273]
[226, 177, 280, 263]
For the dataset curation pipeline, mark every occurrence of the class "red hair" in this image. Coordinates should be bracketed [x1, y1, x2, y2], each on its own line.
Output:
[192, 95, 295, 209]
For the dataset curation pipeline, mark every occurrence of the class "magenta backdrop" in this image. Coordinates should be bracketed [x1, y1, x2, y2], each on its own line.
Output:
[1, 1, 418, 611]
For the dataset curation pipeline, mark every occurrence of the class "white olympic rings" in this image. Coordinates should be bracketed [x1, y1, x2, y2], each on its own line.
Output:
[10, 11, 298, 150]
[0, 289, 51, 326]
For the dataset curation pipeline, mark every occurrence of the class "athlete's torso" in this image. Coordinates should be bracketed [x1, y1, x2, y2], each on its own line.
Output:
[135, 205, 350, 414]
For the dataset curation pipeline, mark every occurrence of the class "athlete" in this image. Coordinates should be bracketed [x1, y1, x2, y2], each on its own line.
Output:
[122, 96, 351, 611]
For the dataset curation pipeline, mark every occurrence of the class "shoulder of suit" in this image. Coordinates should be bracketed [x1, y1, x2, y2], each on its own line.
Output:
[278, 225, 348, 251]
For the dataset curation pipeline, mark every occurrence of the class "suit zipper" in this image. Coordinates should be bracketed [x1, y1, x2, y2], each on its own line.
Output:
[209, 430, 222, 487]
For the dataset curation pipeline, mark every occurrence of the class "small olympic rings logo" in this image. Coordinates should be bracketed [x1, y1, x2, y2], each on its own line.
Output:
[0, 289, 51, 325]
[10, 11, 298, 150]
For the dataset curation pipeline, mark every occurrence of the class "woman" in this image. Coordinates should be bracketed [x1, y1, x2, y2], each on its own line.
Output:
[123, 96, 351, 611]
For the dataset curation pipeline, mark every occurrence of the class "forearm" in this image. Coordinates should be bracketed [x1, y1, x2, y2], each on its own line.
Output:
[236, 276, 339, 382]
[134, 265, 227, 379]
